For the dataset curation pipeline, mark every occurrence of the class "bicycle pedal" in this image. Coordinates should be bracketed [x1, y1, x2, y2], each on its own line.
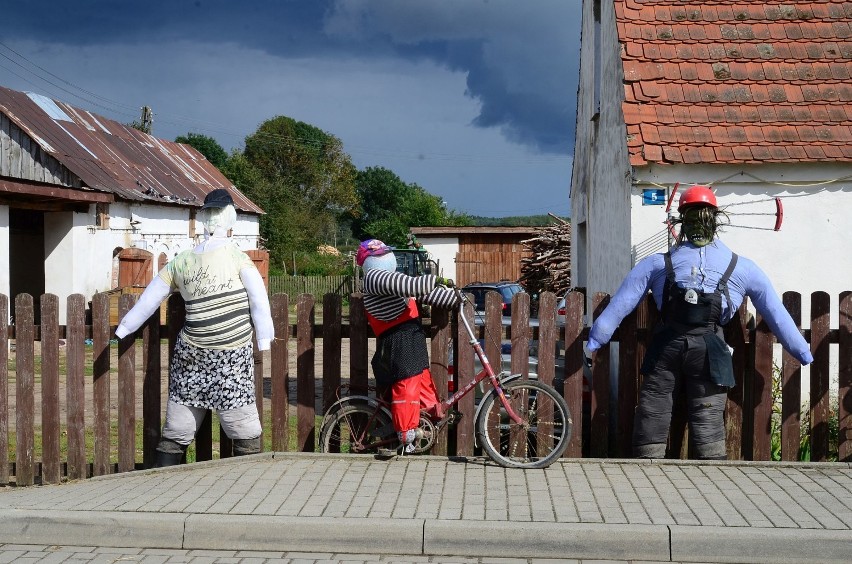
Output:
[447, 409, 463, 425]
[376, 448, 399, 459]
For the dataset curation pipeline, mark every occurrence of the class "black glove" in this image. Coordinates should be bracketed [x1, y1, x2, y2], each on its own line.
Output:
[436, 276, 455, 288]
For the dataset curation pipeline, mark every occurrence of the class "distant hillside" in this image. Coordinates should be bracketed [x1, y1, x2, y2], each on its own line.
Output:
[469, 214, 570, 227]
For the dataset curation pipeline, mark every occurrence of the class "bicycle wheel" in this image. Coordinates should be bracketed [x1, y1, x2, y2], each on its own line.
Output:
[476, 379, 572, 469]
[320, 400, 397, 454]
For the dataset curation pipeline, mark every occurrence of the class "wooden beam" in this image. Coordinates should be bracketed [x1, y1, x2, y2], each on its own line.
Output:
[0, 197, 88, 212]
[0, 179, 113, 203]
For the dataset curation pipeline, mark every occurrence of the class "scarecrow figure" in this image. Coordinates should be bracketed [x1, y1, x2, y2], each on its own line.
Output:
[116, 189, 274, 466]
[586, 185, 813, 459]
[356, 239, 459, 454]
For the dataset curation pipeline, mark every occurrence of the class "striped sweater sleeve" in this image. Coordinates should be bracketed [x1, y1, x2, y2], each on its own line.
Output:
[422, 286, 461, 309]
[363, 270, 437, 297]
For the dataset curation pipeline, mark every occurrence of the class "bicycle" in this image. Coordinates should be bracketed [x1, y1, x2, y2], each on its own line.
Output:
[319, 286, 572, 469]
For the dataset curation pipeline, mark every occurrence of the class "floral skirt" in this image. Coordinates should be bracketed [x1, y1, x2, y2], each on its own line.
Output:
[169, 333, 255, 410]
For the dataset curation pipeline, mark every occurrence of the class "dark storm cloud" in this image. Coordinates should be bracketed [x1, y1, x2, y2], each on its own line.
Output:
[4, 1, 338, 55]
[323, 0, 580, 155]
[4, 0, 580, 157]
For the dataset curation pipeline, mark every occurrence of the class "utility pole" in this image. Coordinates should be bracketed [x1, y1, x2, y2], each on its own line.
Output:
[140, 106, 153, 134]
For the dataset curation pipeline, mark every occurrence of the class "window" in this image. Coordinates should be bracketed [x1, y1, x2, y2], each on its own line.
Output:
[96, 202, 110, 229]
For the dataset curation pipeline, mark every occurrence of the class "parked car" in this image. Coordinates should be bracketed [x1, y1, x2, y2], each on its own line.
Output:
[461, 281, 526, 317]
[557, 294, 567, 326]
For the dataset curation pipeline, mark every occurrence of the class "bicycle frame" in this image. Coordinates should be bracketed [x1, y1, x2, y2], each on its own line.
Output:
[439, 288, 525, 425]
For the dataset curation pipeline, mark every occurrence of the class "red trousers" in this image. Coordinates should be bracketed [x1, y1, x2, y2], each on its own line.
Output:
[390, 368, 442, 434]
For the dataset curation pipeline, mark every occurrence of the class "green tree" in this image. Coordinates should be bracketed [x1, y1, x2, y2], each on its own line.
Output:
[175, 133, 229, 169]
[239, 116, 358, 270]
[352, 166, 471, 245]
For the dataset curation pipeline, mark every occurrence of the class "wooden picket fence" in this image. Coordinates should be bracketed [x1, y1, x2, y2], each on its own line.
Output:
[1, 289, 850, 486]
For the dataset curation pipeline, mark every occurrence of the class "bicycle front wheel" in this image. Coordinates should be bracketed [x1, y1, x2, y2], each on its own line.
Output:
[320, 400, 397, 454]
[476, 380, 572, 469]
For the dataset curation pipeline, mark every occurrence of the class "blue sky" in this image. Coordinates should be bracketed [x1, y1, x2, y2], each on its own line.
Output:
[1, 0, 581, 218]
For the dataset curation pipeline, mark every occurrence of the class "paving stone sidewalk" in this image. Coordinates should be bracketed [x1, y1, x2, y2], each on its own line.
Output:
[0, 453, 850, 562]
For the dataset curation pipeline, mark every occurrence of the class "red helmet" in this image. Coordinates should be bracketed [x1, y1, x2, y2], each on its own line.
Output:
[678, 185, 717, 212]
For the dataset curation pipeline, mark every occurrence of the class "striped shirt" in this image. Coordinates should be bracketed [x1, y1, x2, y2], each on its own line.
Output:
[159, 244, 256, 349]
[362, 270, 459, 321]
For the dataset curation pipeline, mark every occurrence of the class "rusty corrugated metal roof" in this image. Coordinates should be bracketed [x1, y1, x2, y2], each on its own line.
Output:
[0, 85, 263, 214]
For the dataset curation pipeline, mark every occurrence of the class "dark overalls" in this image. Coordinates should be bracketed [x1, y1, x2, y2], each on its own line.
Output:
[633, 252, 738, 460]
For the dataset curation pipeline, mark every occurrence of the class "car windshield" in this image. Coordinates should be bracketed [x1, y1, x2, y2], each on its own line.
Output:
[501, 285, 524, 299]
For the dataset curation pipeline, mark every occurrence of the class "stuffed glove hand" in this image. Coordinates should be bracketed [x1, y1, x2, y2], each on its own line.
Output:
[436, 276, 455, 288]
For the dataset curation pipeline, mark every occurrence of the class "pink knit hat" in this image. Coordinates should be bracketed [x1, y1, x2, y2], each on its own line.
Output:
[356, 239, 392, 266]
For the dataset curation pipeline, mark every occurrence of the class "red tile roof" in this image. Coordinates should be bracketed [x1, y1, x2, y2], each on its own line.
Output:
[616, 0, 852, 165]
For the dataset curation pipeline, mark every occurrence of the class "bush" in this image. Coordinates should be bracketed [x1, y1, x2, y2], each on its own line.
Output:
[279, 251, 353, 276]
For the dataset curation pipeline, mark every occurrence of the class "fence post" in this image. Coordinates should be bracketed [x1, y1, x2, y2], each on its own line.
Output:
[507, 291, 531, 454]
[0, 295, 7, 485]
[510, 292, 531, 378]
[725, 302, 750, 460]
[349, 294, 369, 396]
[781, 292, 803, 461]
[117, 294, 136, 473]
[752, 314, 774, 461]
[92, 292, 111, 476]
[14, 294, 35, 486]
[66, 295, 86, 480]
[271, 293, 290, 452]
[455, 292, 478, 456]
[810, 291, 831, 461]
[616, 299, 639, 458]
[296, 294, 315, 452]
[322, 293, 342, 417]
[538, 291, 558, 451]
[430, 304, 451, 457]
[839, 291, 852, 462]
[481, 290, 503, 457]
[562, 291, 584, 458]
[40, 294, 61, 484]
[142, 304, 161, 469]
[589, 292, 610, 458]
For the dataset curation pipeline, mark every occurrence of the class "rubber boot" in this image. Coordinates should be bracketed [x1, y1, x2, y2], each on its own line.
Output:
[633, 442, 666, 459]
[695, 439, 727, 460]
[232, 437, 262, 456]
[154, 438, 187, 468]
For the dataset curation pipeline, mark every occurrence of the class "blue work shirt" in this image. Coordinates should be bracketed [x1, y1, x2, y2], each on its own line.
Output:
[587, 238, 813, 365]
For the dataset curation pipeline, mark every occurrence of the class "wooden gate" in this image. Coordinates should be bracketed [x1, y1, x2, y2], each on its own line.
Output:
[117, 248, 153, 288]
[246, 249, 270, 289]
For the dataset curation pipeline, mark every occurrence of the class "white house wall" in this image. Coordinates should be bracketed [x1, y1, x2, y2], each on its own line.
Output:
[415, 237, 458, 281]
[39, 201, 260, 324]
[631, 162, 852, 319]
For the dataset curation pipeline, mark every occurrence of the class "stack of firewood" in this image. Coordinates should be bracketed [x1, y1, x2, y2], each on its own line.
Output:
[519, 214, 571, 298]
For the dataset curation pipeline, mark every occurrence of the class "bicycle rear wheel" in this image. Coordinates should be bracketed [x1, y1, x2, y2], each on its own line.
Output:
[476, 379, 572, 469]
[320, 400, 397, 454]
